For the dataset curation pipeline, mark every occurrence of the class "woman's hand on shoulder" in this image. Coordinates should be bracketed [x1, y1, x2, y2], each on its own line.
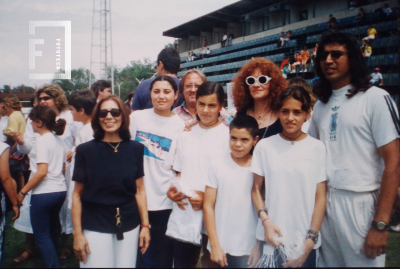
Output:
[73, 233, 91, 264]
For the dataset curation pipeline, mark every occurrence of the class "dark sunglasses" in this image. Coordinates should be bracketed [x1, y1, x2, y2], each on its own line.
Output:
[317, 50, 348, 61]
[245, 75, 271, 86]
[98, 109, 122, 118]
[38, 96, 53, 102]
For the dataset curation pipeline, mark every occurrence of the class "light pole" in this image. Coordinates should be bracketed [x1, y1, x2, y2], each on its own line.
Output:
[115, 81, 123, 97]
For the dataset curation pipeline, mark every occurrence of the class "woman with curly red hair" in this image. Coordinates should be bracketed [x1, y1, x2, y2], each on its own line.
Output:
[231, 58, 287, 140]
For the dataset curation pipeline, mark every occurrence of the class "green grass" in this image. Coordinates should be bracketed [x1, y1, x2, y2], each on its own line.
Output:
[1, 212, 399, 268]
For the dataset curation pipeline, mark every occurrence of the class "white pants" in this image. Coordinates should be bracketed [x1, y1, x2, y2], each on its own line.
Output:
[363, 35, 375, 41]
[81, 225, 140, 268]
[319, 188, 385, 267]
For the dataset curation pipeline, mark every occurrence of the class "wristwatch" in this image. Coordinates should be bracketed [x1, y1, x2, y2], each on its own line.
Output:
[371, 221, 390, 231]
[307, 234, 318, 244]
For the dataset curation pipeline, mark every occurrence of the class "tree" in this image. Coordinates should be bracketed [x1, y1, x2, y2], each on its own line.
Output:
[164, 43, 174, 49]
[52, 68, 95, 96]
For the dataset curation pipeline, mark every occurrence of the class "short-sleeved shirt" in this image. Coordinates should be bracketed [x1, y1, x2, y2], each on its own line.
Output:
[308, 85, 399, 192]
[172, 102, 233, 126]
[131, 77, 183, 110]
[295, 55, 302, 63]
[370, 72, 382, 82]
[4, 111, 25, 137]
[301, 50, 310, 61]
[0, 142, 9, 192]
[73, 140, 145, 234]
[367, 28, 377, 37]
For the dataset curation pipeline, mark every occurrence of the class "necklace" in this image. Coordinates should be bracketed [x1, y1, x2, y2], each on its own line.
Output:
[261, 112, 273, 139]
[106, 141, 121, 152]
[253, 109, 270, 125]
[199, 120, 220, 130]
[281, 132, 304, 145]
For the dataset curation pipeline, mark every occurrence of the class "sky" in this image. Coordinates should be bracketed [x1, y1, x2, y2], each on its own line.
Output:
[0, 0, 237, 88]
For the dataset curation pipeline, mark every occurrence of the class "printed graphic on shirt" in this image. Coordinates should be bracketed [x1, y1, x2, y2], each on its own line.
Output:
[329, 106, 340, 141]
[135, 131, 171, 161]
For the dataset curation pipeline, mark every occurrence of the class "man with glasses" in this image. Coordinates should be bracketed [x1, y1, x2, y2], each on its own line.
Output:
[131, 48, 183, 112]
[309, 30, 399, 267]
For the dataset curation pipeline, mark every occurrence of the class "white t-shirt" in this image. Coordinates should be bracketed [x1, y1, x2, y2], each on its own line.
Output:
[308, 85, 399, 192]
[0, 116, 9, 142]
[206, 155, 258, 256]
[32, 132, 67, 195]
[370, 72, 383, 82]
[251, 134, 326, 249]
[76, 123, 93, 146]
[130, 108, 185, 211]
[0, 142, 9, 156]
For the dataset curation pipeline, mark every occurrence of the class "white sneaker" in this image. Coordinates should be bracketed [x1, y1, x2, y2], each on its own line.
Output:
[390, 225, 400, 232]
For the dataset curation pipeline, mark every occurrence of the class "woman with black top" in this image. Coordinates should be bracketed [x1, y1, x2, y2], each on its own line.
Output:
[231, 58, 288, 141]
[72, 96, 150, 268]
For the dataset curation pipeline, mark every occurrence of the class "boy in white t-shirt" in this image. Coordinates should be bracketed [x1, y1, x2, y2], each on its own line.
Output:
[67, 89, 96, 209]
[203, 115, 260, 268]
[252, 86, 327, 268]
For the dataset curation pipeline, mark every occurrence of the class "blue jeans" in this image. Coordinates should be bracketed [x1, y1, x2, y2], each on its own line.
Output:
[30, 191, 66, 268]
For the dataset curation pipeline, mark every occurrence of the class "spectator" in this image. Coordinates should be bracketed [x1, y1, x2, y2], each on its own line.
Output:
[362, 24, 377, 42]
[282, 63, 290, 78]
[277, 32, 286, 48]
[357, 8, 365, 23]
[174, 39, 178, 50]
[383, 3, 392, 16]
[369, 67, 383, 86]
[191, 51, 196, 61]
[311, 43, 318, 63]
[285, 30, 292, 40]
[291, 52, 302, 73]
[126, 91, 135, 112]
[200, 48, 205, 59]
[227, 32, 234, 46]
[91, 80, 112, 103]
[131, 48, 182, 111]
[280, 58, 289, 71]
[327, 14, 337, 29]
[205, 47, 211, 58]
[203, 38, 208, 47]
[301, 46, 310, 72]
[221, 33, 227, 48]
[187, 52, 192, 62]
[362, 40, 372, 58]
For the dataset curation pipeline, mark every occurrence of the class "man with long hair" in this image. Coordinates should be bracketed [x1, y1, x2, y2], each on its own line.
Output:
[309, 30, 399, 267]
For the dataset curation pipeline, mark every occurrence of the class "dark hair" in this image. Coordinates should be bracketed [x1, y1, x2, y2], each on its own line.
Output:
[149, 75, 178, 93]
[157, 48, 181, 75]
[67, 89, 96, 116]
[313, 30, 370, 103]
[195, 81, 225, 121]
[90, 80, 111, 98]
[91, 95, 131, 141]
[229, 115, 259, 138]
[276, 86, 312, 112]
[29, 106, 66, 135]
[127, 91, 135, 103]
[30, 97, 36, 107]
[287, 77, 316, 108]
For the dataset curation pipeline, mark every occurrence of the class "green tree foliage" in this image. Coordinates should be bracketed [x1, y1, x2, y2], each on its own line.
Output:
[52, 68, 95, 96]
[164, 43, 174, 49]
[109, 59, 156, 101]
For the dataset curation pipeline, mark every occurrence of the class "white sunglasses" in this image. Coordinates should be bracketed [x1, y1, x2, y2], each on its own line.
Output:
[245, 75, 272, 86]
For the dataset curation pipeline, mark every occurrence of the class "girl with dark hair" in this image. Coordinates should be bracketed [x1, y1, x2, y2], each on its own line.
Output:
[129, 75, 185, 267]
[166, 81, 230, 268]
[72, 95, 150, 268]
[232, 58, 287, 141]
[252, 86, 327, 268]
[16, 106, 67, 268]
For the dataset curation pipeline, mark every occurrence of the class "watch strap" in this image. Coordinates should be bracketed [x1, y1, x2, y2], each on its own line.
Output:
[307, 234, 318, 244]
[371, 221, 390, 231]
[308, 229, 319, 237]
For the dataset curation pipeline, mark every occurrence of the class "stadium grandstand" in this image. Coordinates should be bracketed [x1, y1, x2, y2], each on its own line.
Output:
[163, 0, 399, 104]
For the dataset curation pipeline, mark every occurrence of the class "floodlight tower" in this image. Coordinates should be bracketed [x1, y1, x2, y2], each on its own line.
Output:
[89, 0, 114, 94]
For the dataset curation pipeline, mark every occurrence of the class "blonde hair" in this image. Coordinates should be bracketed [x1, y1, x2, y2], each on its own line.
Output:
[3, 95, 22, 111]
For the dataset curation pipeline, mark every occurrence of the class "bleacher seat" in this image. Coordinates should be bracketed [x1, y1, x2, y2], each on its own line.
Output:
[383, 74, 391, 85]
[386, 54, 396, 65]
[391, 73, 399, 85]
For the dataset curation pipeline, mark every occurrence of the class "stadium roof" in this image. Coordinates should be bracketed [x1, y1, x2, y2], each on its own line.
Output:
[163, 0, 290, 38]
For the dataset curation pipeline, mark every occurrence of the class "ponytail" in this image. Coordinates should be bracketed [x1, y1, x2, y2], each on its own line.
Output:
[29, 106, 66, 136]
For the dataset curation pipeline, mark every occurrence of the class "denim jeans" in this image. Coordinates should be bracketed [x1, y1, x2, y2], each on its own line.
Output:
[30, 191, 66, 268]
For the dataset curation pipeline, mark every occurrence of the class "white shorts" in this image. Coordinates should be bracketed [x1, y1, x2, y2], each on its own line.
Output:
[81, 225, 140, 268]
[318, 188, 385, 267]
[364, 35, 375, 41]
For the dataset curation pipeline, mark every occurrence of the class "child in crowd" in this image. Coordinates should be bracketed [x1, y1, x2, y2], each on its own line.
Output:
[251, 86, 327, 268]
[67, 89, 96, 209]
[203, 115, 260, 268]
[129, 76, 185, 267]
[166, 81, 230, 268]
[17, 106, 67, 268]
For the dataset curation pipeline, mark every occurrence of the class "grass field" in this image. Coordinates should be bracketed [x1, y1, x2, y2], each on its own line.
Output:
[2, 212, 399, 268]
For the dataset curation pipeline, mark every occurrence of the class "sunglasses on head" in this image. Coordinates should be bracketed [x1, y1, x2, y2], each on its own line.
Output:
[245, 75, 271, 86]
[317, 50, 348, 61]
[98, 109, 122, 118]
[38, 96, 53, 102]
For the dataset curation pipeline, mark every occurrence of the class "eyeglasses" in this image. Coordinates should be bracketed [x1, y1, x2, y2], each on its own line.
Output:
[317, 50, 348, 61]
[98, 109, 122, 118]
[245, 75, 271, 86]
[38, 96, 53, 102]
